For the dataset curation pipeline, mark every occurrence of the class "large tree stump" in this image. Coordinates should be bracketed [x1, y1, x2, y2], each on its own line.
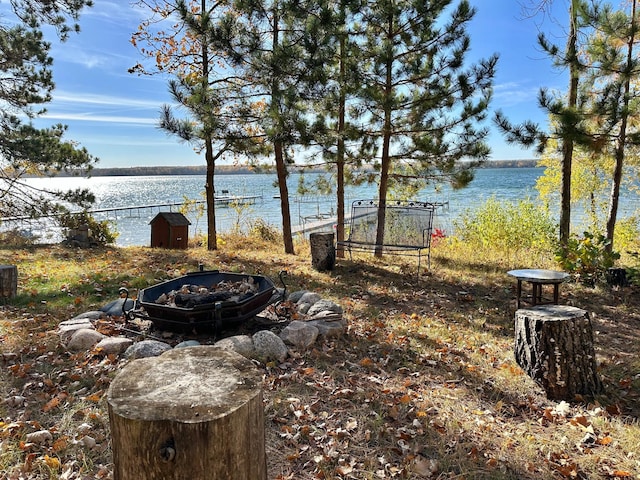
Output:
[310, 232, 335, 271]
[107, 347, 266, 480]
[514, 305, 603, 400]
[0, 265, 18, 299]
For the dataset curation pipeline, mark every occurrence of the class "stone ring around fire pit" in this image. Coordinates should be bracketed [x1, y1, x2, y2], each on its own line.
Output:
[57, 286, 346, 365]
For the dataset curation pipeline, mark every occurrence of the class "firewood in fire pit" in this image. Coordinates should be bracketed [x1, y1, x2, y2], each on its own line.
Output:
[174, 291, 233, 308]
[153, 277, 259, 308]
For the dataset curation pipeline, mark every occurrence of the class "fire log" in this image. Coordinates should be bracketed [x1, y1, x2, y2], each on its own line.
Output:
[0, 265, 17, 299]
[514, 305, 603, 400]
[107, 347, 266, 480]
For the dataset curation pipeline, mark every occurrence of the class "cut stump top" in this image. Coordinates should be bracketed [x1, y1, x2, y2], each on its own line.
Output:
[107, 346, 261, 423]
[515, 304, 587, 320]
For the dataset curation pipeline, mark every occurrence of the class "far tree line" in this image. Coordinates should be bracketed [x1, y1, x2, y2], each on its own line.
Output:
[50, 160, 539, 178]
[1, 1, 639, 259]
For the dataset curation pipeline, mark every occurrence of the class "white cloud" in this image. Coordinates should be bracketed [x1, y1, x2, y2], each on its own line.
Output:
[493, 81, 540, 107]
[52, 91, 164, 110]
[41, 112, 157, 125]
[83, 2, 147, 24]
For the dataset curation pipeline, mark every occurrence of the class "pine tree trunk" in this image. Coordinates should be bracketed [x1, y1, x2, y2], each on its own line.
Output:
[310, 233, 335, 271]
[107, 347, 266, 480]
[514, 305, 602, 401]
[0, 265, 17, 299]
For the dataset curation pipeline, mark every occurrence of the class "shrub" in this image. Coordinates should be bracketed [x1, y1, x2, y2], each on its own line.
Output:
[627, 251, 640, 286]
[453, 197, 557, 259]
[556, 231, 620, 285]
[614, 216, 640, 254]
[57, 211, 118, 246]
[248, 218, 280, 242]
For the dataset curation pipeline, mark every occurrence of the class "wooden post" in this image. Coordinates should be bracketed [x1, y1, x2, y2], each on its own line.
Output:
[310, 232, 335, 272]
[107, 346, 266, 480]
[514, 305, 603, 401]
[0, 265, 18, 299]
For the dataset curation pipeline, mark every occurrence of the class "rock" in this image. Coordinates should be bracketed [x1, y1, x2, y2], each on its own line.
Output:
[297, 302, 312, 314]
[175, 340, 201, 349]
[67, 329, 106, 351]
[214, 335, 255, 359]
[297, 292, 322, 306]
[308, 319, 347, 339]
[26, 430, 52, 445]
[100, 298, 135, 317]
[59, 318, 95, 343]
[70, 310, 104, 321]
[77, 435, 97, 449]
[310, 310, 343, 321]
[252, 330, 288, 363]
[279, 321, 319, 350]
[95, 337, 133, 355]
[307, 299, 343, 316]
[287, 290, 308, 303]
[124, 340, 172, 359]
[4, 395, 26, 408]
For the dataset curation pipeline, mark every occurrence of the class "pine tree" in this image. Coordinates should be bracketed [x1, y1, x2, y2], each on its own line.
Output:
[219, 0, 331, 254]
[0, 1, 97, 222]
[308, 0, 365, 258]
[494, 0, 592, 250]
[131, 0, 265, 250]
[357, 0, 496, 256]
[581, 0, 640, 251]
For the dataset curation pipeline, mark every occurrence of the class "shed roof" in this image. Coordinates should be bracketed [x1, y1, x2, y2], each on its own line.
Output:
[150, 212, 191, 226]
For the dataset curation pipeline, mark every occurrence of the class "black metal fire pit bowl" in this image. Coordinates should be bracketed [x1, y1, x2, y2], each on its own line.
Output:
[132, 270, 280, 333]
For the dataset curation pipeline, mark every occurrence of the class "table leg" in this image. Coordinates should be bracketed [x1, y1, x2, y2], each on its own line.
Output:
[531, 283, 538, 305]
[516, 280, 522, 309]
[553, 284, 559, 304]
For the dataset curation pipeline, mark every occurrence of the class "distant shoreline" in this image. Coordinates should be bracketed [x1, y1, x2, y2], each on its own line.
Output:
[80, 159, 539, 177]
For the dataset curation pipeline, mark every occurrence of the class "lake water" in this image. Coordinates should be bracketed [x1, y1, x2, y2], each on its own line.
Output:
[16, 167, 636, 246]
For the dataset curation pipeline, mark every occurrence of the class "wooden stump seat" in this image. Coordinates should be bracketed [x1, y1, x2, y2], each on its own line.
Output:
[514, 305, 602, 401]
[107, 346, 266, 480]
[310, 232, 335, 271]
[0, 265, 18, 299]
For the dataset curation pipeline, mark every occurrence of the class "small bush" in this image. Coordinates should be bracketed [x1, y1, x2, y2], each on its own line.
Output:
[614, 216, 640, 254]
[556, 231, 620, 285]
[453, 197, 557, 260]
[0, 229, 37, 247]
[57, 211, 118, 246]
[627, 251, 640, 286]
[248, 218, 280, 242]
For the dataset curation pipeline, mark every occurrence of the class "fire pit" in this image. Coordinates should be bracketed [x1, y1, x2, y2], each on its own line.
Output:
[126, 269, 282, 333]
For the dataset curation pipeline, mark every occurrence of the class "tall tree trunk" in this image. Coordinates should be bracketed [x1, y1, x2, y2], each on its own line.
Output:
[374, 9, 394, 258]
[560, 0, 580, 250]
[201, 0, 217, 251]
[275, 140, 294, 254]
[605, 0, 636, 252]
[205, 139, 217, 250]
[336, 31, 346, 259]
[270, 1, 294, 255]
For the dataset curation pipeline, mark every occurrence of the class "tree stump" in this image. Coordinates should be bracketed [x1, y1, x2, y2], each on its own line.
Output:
[310, 232, 335, 271]
[514, 305, 603, 401]
[107, 347, 266, 480]
[0, 265, 18, 299]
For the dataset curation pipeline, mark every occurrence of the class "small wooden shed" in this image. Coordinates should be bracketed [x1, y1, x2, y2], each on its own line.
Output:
[150, 212, 191, 249]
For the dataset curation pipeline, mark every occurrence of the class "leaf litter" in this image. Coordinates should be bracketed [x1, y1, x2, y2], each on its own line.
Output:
[0, 244, 640, 479]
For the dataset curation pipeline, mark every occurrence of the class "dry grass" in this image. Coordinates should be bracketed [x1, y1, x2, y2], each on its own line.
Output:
[0, 236, 639, 479]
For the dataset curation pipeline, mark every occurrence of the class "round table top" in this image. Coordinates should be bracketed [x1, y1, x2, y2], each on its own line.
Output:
[507, 269, 570, 283]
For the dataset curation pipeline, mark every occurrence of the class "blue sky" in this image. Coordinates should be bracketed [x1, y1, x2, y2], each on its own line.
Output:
[11, 0, 570, 168]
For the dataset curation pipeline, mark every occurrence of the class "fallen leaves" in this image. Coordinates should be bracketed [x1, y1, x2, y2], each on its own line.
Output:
[2, 244, 640, 479]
